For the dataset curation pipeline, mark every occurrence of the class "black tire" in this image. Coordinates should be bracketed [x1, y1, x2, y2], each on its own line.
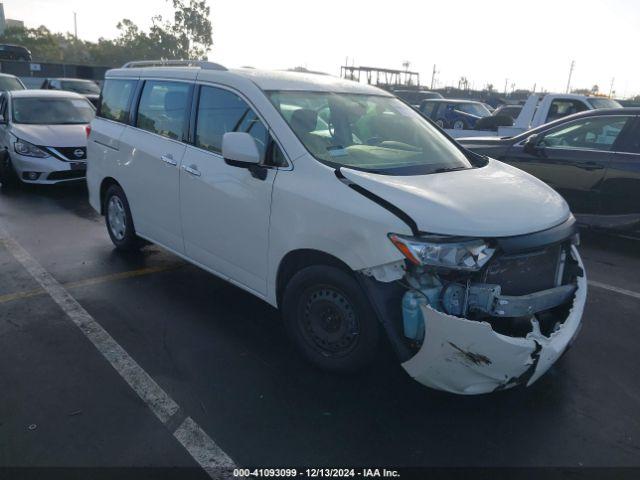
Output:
[0, 152, 20, 188]
[282, 265, 380, 373]
[104, 184, 142, 251]
[452, 119, 468, 130]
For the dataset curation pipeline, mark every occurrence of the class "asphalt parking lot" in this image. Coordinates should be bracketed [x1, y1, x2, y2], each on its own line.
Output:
[1, 183, 640, 476]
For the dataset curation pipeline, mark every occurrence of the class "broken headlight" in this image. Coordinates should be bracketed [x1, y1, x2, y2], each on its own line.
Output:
[389, 233, 495, 271]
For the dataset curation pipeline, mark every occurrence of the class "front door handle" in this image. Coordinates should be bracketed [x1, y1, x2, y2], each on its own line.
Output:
[183, 165, 201, 177]
[161, 154, 177, 166]
[583, 161, 604, 171]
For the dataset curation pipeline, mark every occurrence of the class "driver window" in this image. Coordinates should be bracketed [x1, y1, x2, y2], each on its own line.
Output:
[195, 86, 271, 163]
[540, 116, 629, 151]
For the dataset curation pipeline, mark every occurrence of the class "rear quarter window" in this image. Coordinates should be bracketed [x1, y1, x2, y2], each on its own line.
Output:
[98, 79, 137, 123]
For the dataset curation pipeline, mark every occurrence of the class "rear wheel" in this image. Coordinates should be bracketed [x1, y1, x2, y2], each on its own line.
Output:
[282, 265, 380, 373]
[104, 184, 142, 251]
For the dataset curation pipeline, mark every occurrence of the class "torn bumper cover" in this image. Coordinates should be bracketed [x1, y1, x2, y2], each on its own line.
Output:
[401, 246, 587, 395]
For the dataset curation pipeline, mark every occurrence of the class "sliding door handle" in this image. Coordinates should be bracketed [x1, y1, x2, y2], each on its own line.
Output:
[183, 165, 201, 177]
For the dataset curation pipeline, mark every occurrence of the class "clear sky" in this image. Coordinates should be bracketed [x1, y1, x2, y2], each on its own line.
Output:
[4, 0, 640, 97]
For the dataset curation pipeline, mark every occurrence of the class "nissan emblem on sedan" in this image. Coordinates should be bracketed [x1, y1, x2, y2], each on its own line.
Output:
[86, 60, 587, 395]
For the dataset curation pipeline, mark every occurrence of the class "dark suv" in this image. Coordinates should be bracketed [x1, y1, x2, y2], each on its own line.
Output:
[42, 78, 101, 107]
[0, 44, 32, 61]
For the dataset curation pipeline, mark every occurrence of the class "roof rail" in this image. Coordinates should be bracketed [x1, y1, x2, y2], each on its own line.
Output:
[121, 59, 227, 71]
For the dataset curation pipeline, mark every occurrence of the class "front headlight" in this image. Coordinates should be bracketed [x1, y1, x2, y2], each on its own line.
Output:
[389, 233, 495, 271]
[14, 139, 50, 158]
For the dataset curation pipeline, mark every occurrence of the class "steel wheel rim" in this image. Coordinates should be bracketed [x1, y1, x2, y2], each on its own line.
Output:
[300, 286, 360, 358]
[107, 196, 126, 241]
[453, 120, 465, 129]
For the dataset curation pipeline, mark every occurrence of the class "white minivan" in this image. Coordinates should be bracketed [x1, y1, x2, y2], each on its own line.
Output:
[87, 60, 587, 395]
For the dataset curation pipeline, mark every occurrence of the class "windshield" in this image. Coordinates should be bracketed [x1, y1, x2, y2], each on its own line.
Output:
[587, 98, 622, 109]
[268, 91, 472, 175]
[0, 76, 25, 91]
[455, 102, 492, 117]
[60, 80, 100, 95]
[12, 97, 95, 124]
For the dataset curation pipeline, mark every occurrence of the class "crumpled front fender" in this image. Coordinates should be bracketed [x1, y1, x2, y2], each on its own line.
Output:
[401, 246, 587, 395]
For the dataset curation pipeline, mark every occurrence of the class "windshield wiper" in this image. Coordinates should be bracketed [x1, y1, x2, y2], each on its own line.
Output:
[433, 166, 470, 173]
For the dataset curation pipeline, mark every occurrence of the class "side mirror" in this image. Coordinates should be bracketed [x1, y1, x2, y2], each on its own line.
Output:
[222, 132, 267, 180]
[523, 134, 541, 155]
[222, 132, 260, 166]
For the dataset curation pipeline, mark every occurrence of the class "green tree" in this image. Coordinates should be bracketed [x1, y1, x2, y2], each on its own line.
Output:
[0, 0, 213, 66]
[168, 0, 213, 58]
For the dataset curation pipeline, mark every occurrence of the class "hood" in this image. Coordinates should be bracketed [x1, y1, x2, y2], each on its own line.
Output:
[10, 123, 88, 148]
[458, 136, 510, 146]
[341, 159, 570, 238]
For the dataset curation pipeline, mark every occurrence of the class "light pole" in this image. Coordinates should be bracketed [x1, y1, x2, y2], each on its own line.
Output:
[73, 12, 78, 39]
[431, 64, 438, 90]
[565, 60, 575, 94]
[609, 77, 615, 98]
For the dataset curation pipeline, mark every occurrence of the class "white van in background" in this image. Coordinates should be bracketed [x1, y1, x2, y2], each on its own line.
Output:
[86, 60, 586, 395]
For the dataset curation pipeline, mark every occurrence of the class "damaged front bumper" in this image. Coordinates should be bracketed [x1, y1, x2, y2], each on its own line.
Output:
[400, 246, 587, 395]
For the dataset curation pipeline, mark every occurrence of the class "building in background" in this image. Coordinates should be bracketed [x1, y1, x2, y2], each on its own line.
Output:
[0, 3, 25, 35]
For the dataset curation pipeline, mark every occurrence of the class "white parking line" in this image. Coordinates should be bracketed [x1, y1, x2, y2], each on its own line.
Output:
[589, 280, 640, 301]
[0, 226, 236, 478]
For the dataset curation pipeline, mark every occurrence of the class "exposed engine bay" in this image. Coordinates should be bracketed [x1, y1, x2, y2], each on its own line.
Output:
[359, 230, 587, 395]
[401, 240, 582, 346]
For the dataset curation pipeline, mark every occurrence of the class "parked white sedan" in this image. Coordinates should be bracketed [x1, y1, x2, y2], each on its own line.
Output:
[0, 90, 95, 186]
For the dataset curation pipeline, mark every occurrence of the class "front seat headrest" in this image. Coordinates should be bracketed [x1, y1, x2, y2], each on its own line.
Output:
[290, 108, 318, 134]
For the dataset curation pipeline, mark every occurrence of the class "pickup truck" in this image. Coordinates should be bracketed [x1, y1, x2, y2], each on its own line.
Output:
[448, 93, 621, 138]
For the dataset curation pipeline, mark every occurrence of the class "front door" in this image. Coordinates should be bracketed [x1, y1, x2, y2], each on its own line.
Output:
[505, 115, 633, 215]
[179, 84, 280, 296]
[118, 80, 193, 253]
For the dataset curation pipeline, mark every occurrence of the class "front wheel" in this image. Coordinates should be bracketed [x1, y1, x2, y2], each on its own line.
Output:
[452, 119, 467, 130]
[0, 152, 20, 188]
[282, 265, 380, 373]
[104, 184, 142, 251]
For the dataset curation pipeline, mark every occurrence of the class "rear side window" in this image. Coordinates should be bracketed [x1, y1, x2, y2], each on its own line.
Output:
[619, 119, 640, 154]
[0, 76, 25, 92]
[546, 99, 589, 122]
[99, 79, 136, 123]
[136, 81, 191, 140]
[195, 86, 270, 161]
